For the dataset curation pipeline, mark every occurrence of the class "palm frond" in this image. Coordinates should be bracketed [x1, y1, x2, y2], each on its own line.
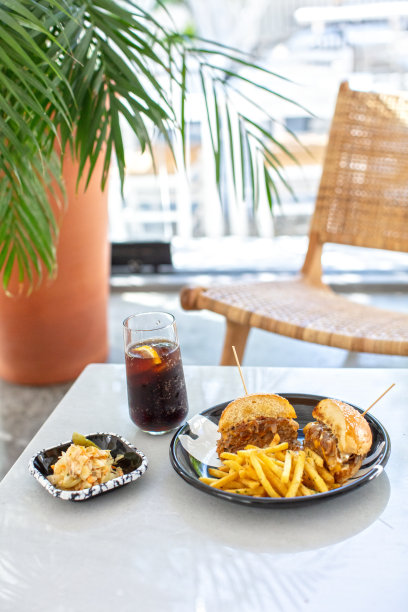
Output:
[0, 149, 63, 292]
[0, 0, 304, 291]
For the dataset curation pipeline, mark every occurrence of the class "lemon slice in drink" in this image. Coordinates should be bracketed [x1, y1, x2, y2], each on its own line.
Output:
[133, 345, 161, 364]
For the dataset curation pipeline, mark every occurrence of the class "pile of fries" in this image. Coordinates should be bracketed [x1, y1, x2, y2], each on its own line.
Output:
[199, 435, 339, 498]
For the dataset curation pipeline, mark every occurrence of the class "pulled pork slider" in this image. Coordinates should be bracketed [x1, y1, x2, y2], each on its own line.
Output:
[303, 398, 373, 484]
[216, 393, 298, 456]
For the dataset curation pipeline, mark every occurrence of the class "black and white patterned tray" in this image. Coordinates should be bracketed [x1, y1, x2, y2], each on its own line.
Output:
[169, 393, 390, 507]
[29, 432, 148, 501]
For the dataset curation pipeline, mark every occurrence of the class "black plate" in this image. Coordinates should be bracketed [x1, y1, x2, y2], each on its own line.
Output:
[29, 432, 148, 501]
[169, 393, 391, 507]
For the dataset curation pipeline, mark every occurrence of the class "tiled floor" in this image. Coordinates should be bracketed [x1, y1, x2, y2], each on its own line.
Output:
[1, 279, 407, 480]
[0, 381, 72, 482]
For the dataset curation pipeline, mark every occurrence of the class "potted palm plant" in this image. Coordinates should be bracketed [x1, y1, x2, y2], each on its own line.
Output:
[0, 0, 300, 384]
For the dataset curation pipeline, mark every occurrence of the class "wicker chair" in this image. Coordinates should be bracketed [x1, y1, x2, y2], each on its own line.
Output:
[180, 82, 408, 365]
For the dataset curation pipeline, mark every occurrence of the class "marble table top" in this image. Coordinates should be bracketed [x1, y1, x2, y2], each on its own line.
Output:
[0, 364, 406, 611]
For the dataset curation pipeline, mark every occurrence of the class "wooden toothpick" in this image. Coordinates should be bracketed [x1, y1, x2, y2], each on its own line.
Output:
[232, 346, 248, 395]
[362, 383, 395, 417]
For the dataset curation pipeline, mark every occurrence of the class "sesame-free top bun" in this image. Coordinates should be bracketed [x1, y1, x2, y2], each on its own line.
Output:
[312, 398, 372, 456]
[218, 393, 297, 432]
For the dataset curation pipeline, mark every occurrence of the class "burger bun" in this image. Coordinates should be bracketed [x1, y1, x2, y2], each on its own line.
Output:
[312, 398, 372, 456]
[218, 393, 297, 433]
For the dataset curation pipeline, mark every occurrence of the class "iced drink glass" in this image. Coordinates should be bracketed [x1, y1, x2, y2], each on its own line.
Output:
[123, 312, 189, 434]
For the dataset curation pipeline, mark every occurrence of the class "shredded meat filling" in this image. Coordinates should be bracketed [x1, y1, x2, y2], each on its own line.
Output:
[303, 421, 363, 483]
[217, 417, 299, 456]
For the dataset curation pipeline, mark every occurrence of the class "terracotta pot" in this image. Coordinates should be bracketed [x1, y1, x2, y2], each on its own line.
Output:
[0, 152, 110, 385]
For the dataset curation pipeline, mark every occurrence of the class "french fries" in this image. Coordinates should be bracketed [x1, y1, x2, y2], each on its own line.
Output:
[285, 451, 305, 498]
[199, 436, 337, 498]
[281, 450, 292, 484]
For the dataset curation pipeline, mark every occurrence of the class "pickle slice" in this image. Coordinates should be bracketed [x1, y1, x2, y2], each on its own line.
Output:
[72, 432, 99, 448]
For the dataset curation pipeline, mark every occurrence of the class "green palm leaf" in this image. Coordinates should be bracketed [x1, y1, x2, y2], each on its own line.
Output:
[0, 0, 303, 291]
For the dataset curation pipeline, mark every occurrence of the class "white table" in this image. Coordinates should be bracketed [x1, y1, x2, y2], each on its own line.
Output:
[0, 365, 407, 611]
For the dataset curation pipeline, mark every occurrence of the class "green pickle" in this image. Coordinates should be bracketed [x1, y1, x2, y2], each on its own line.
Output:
[72, 432, 99, 448]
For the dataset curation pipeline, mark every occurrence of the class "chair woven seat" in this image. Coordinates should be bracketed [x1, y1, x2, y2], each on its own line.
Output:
[194, 279, 408, 355]
[180, 82, 408, 365]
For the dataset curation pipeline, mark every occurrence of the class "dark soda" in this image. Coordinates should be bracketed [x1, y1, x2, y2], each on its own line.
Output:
[125, 339, 189, 433]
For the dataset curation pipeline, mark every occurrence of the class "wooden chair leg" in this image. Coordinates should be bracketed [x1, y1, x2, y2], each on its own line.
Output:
[220, 320, 251, 365]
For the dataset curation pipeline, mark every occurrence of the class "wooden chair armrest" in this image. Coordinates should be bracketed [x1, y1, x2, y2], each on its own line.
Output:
[180, 286, 207, 311]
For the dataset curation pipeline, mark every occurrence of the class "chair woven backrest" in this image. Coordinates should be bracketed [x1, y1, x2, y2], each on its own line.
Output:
[309, 81, 408, 253]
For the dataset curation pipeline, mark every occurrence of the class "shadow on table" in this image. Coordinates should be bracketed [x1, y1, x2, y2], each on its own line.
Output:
[165, 471, 391, 553]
